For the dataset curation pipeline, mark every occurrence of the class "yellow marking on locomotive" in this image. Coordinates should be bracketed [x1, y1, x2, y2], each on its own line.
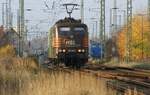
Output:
[52, 37, 63, 48]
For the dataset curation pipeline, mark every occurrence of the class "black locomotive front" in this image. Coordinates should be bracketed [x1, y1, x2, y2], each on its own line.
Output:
[58, 25, 88, 67]
[48, 18, 88, 67]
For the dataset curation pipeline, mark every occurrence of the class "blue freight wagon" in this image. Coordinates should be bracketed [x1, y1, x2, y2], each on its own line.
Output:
[90, 41, 104, 59]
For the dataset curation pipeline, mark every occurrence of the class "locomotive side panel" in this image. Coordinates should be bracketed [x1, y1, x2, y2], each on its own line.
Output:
[48, 27, 57, 59]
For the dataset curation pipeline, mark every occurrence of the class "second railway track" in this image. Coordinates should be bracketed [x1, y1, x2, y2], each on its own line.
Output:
[45, 63, 150, 89]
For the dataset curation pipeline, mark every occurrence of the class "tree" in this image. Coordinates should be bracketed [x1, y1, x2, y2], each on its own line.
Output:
[117, 16, 150, 61]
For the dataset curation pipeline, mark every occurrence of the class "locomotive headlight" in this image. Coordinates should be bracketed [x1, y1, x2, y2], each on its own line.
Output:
[82, 49, 85, 52]
[78, 49, 81, 52]
[62, 49, 66, 52]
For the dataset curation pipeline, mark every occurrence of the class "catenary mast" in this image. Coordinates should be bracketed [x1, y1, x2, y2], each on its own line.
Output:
[126, 0, 132, 63]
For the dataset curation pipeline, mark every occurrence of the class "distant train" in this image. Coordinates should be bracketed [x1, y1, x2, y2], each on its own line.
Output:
[89, 41, 104, 59]
[48, 18, 88, 68]
[89, 39, 118, 61]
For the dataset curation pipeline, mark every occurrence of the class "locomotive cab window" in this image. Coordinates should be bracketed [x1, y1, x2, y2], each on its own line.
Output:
[59, 27, 71, 36]
[74, 27, 85, 37]
[74, 27, 85, 32]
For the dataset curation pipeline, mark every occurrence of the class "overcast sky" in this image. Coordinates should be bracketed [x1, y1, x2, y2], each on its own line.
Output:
[0, 0, 148, 39]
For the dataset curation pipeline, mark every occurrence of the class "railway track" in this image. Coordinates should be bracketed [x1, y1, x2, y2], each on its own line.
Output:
[44, 62, 150, 93]
[83, 64, 150, 86]
[55, 64, 150, 94]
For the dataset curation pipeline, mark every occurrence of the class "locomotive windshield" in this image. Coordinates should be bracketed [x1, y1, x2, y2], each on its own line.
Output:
[73, 27, 85, 37]
[74, 27, 85, 31]
[72, 27, 85, 47]
[59, 27, 85, 36]
[59, 27, 71, 36]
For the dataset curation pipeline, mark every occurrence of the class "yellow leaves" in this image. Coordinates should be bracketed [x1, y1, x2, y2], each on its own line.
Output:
[117, 16, 150, 61]
[0, 44, 16, 57]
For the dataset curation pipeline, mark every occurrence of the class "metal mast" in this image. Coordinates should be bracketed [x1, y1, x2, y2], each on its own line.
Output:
[19, 0, 24, 37]
[112, 0, 117, 34]
[2, 3, 5, 26]
[17, 9, 21, 56]
[110, 0, 118, 59]
[5, 0, 12, 30]
[81, 0, 84, 23]
[148, 0, 150, 20]
[126, 0, 132, 63]
[100, 0, 105, 42]
[100, 0, 105, 59]
[19, 0, 24, 57]
[6, 0, 9, 30]
[8, 0, 12, 29]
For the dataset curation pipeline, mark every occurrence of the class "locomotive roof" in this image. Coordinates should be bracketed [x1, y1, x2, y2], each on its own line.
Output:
[55, 17, 82, 25]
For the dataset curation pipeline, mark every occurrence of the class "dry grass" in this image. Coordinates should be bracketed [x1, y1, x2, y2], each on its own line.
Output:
[0, 44, 38, 95]
[0, 62, 118, 95]
[0, 45, 117, 95]
[124, 88, 145, 95]
[0, 44, 15, 57]
[0, 45, 145, 95]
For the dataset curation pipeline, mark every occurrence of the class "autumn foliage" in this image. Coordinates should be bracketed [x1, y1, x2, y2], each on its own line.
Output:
[117, 16, 150, 61]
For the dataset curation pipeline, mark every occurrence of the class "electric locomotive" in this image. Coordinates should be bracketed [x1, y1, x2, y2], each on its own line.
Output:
[48, 17, 88, 67]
